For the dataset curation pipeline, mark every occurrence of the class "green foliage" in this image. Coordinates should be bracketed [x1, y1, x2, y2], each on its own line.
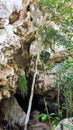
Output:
[33, 0, 73, 127]
[39, 113, 50, 121]
[18, 75, 27, 97]
[37, 0, 73, 48]
[39, 113, 55, 121]
[56, 58, 73, 117]
[39, 113, 60, 127]
[41, 25, 70, 49]
[56, 58, 73, 83]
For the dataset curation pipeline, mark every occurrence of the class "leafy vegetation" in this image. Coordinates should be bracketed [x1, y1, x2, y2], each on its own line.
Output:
[35, 0, 73, 127]
[56, 58, 73, 118]
[39, 112, 61, 127]
[18, 75, 27, 97]
[37, 0, 73, 50]
[39, 113, 51, 121]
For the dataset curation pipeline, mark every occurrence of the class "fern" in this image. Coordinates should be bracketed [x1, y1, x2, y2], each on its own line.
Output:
[18, 75, 27, 97]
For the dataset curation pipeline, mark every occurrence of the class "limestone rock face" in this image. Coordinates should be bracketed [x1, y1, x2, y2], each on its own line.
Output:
[0, 97, 26, 127]
[0, 25, 20, 99]
[35, 73, 55, 94]
[0, 0, 22, 18]
[0, 25, 20, 64]
[0, 24, 21, 96]
[34, 65, 59, 95]
[55, 118, 73, 130]
[0, 0, 22, 28]
[0, 0, 36, 100]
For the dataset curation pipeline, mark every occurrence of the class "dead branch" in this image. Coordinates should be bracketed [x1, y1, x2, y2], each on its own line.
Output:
[24, 55, 38, 130]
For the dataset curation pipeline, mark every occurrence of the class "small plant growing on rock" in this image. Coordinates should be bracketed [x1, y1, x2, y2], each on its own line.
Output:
[39, 113, 57, 124]
[39, 113, 51, 121]
[18, 75, 27, 97]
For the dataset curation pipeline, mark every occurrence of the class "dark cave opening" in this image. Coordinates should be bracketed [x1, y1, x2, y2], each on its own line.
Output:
[14, 92, 66, 120]
[14, 73, 66, 120]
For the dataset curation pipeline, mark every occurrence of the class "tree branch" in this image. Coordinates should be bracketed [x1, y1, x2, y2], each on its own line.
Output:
[24, 55, 38, 130]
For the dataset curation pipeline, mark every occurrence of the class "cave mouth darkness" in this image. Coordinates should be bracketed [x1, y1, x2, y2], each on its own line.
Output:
[15, 92, 66, 119]
[14, 73, 66, 122]
[0, 74, 66, 130]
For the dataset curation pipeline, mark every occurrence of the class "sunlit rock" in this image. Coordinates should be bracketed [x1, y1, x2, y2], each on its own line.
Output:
[0, 25, 20, 65]
[30, 41, 38, 57]
[0, 25, 21, 99]
[35, 72, 55, 94]
[0, 0, 22, 28]
[55, 118, 73, 130]
[0, 0, 22, 18]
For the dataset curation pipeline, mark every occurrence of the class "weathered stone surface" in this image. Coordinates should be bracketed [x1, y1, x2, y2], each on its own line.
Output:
[0, 97, 26, 126]
[34, 64, 60, 94]
[0, 0, 22, 28]
[55, 118, 73, 130]
[28, 110, 50, 130]
[0, 25, 20, 64]
[0, 0, 22, 18]
[0, 0, 69, 100]
[29, 122, 50, 130]
[0, 0, 36, 100]
[0, 25, 20, 99]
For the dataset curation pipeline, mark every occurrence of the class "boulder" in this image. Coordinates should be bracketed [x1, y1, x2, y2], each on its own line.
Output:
[55, 118, 73, 130]
[28, 110, 50, 130]
[0, 97, 26, 127]
[28, 122, 50, 130]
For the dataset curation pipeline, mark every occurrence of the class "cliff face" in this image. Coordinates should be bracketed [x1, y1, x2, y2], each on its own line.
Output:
[0, 0, 72, 99]
[0, 0, 73, 128]
[0, 0, 36, 99]
[0, 0, 36, 127]
[0, 0, 72, 103]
